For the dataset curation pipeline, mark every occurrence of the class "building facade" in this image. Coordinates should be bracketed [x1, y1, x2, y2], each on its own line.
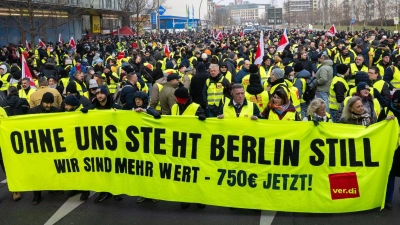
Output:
[0, 0, 122, 46]
[289, 0, 317, 12]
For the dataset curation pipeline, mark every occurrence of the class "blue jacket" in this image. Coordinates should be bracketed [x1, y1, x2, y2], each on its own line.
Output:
[69, 66, 87, 78]
[236, 67, 250, 84]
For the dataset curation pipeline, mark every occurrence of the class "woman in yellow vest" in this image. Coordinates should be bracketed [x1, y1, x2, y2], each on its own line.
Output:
[377, 90, 400, 210]
[261, 88, 300, 121]
[337, 83, 379, 124]
[303, 98, 332, 122]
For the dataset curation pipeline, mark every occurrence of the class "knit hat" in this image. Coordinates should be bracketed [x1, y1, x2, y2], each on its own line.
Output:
[249, 73, 261, 84]
[293, 63, 303, 72]
[167, 73, 181, 81]
[393, 90, 400, 103]
[356, 82, 370, 93]
[272, 68, 284, 79]
[89, 79, 98, 89]
[201, 53, 208, 59]
[66, 82, 78, 94]
[249, 64, 258, 74]
[42, 92, 54, 103]
[355, 71, 370, 85]
[64, 95, 80, 106]
[284, 66, 294, 76]
[87, 67, 94, 73]
[0, 65, 7, 73]
[12, 70, 22, 80]
[336, 64, 348, 75]
[263, 55, 270, 62]
[382, 52, 391, 58]
[166, 61, 174, 69]
[96, 85, 109, 96]
[174, 86, 190, 99]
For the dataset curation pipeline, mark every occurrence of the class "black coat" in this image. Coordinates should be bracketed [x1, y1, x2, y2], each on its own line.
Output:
[28, 105, 61, 114]
[3, 95, 29, 116]
[190, 63, 209, 109]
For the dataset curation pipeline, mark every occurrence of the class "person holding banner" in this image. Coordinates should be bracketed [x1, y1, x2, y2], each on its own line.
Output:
[261, 88, 301, 121]
[377, 90, 400, 210]
[303, 98, 331, 122]
[338, 96, 374, 126]
[217, 84, 259, 120]
[171, 86, 205, 119]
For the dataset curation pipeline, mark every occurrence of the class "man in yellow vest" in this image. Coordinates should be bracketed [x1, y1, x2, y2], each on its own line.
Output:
[171, 86, 206, 118]
[18, 78, 36, 103]
[217, 83, 259, 119]
[204, 64, 230, 117]
[383, 56, 400, 91]
[376, 52, 392, 76]
[348, 55, 368, 89]
[370, 66, 391, 107]
[329, 64, 349, 122]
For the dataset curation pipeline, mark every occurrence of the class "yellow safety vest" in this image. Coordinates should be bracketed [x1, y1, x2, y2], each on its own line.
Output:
[259, 66, 272, 84]
[74, 81, 88, 98]
[223, 100, 254, 118]
[390, 66, 400, 89]
[206, 77, 225, 106]
[245, 91, 269, 111]
[241, 74, 251, 90]
[155, 84, 163, 111]
[269, 82, 301, 114]
[293, 77, 307, 104]
[266, 108, 297, 121]
[382, 108, 400, 145]
[329, 76, 349, 110]
[223, 71, 232, 82]
[349, 63, 368, 87]
[0, 73, 10, 91]
[18, 88, 36, 103]
[59, 77, 70, 87]
[171, 102, 199, 116]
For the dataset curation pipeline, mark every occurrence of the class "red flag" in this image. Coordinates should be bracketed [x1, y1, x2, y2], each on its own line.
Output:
[21, 54, 36, 89]
[38, 39, 46, 48]
[25, 40, 30, 52]
[240, 31, 244, 37]
[58, 34, 63, 45]
[216, 31, 223, 41]
[277, 29, 289, 52]
[164, 40, 170, 58]
[69, 37, 76, 50]
[254, 31, 264, 65]
[326, 24, 337, 37]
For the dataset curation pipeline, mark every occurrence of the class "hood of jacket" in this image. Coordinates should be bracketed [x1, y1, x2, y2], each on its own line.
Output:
[322, 59, 333, 66]
[133, 91, 149, 108]
[296, 70, 311, 78]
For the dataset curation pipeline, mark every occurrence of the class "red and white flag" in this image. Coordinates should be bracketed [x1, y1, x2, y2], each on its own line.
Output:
[25, 40, 30, 52]
[254, 31, 264, 65]
[216, 31, 223, 40]
[38, 38, 46, 48]
[58, 34, 63, 45]
[21, 54, 36, 89]
[277, 29, 289, 52]
[164, 40, 170, 58]
[326, 24, 337, 37]
[69, 37, 76, 50]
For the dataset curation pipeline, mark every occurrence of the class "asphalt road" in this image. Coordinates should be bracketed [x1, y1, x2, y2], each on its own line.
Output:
[0, 171, 399, 225]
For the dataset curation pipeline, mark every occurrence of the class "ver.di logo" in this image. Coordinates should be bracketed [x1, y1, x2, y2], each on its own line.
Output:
[328, 172, 360, 200]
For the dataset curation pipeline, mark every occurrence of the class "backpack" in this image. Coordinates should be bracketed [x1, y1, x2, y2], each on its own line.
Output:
[302, 77, 318, 102]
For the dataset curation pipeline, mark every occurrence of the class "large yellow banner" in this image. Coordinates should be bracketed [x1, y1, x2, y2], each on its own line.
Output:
[0, 111, 398, 213]
[91, 16, 101, 34]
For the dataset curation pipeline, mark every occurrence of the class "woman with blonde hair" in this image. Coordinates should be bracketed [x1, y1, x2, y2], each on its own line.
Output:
[303, 98, 331, 122]
[339, 96, 374, 125]
[273, 55, 284, 69]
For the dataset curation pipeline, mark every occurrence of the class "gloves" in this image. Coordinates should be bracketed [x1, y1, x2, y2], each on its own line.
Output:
[80, 108, 89, 113]
[198, 115, 206, 121]
[153, 114, 161, 119]
[312, 118, 319, 126]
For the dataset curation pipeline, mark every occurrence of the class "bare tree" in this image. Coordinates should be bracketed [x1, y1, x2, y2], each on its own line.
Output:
[283, 0, 290, 28]
[2, 0, 86, 48]
[375, 0, 388, 26]
[118, 0, 166, 35]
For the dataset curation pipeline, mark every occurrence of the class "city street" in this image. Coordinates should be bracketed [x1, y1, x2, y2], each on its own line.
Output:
[0, 172, 398, 225]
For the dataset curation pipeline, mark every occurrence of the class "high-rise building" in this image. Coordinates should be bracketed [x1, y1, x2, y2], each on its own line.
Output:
[289, 0, 317, 12]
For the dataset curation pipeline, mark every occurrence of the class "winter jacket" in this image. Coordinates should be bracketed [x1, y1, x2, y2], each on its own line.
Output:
[120, 81, 139, 110]
[236, 67, 250, 84]
[29, 86, 63, 108]
[190, 63, 209, 109]
[294, 69, 311, 99]
[150, 77, 167, 109]
[88, 95, 121, 110]
[28, 105, 61, 114]
[315, 59, 333, 93]
[41, 63, 59, 80]
[159, 82, 179, 115]
[3, 95, 29, 116]
[132, 91, 160, 118]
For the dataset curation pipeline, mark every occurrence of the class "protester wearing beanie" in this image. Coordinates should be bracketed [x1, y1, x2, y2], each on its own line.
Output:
[64, 95, 81, 112]
[293, 62, 312, 118]
[246, 73, 270, 111]
[377, 89, 400, 210]
[171, 86, 206, 120]
[329, 64, 350, 122]
[241, 64, 259, 90]
[63, 82, 91, 109]
[267, 68, 286, 93]
[284, 66, 294, 81]
[336, 81, 379, 123]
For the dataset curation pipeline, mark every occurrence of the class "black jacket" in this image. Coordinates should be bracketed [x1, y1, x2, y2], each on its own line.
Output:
[3, 95, 29, 116]
[41, 63, 59, 80]
[121, 81, 138, 110]
[28, 105, 61, 114]
[89, 95, 121, 110]
[190, 63, 209, 109]
[131, 91, 160, 118]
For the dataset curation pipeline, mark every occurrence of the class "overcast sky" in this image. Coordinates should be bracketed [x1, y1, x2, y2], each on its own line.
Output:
[222, 0, 284, 7]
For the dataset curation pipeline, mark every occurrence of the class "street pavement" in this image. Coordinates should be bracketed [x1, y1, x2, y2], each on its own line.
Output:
[0, 171, 398, 225]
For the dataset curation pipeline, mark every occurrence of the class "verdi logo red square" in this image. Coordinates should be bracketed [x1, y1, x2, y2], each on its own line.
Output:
[328, 172, 360, 200]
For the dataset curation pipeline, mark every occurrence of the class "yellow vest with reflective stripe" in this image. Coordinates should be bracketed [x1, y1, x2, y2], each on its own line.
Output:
[155, 84, 163, 111]
[171, 102, 199, 116]
[59, 77, 69, 87]
[241, 74, 251, 90]
[329, 76, 349, 110]
[224, 71, 232, 82]
[269, 82, 301, 114]
[18, 88, 36, 103]
[74, 81, 88, 98]
[293, 77, 307, 103]
[245, 91, 269, 111]
[223, 100, 254, 118]
[259, 66, 272, 84]
[349, 63, 368, 87]
[0, 73, 10, 91]
[391, 66, 400, 89]
[206, 77, 225, 106]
